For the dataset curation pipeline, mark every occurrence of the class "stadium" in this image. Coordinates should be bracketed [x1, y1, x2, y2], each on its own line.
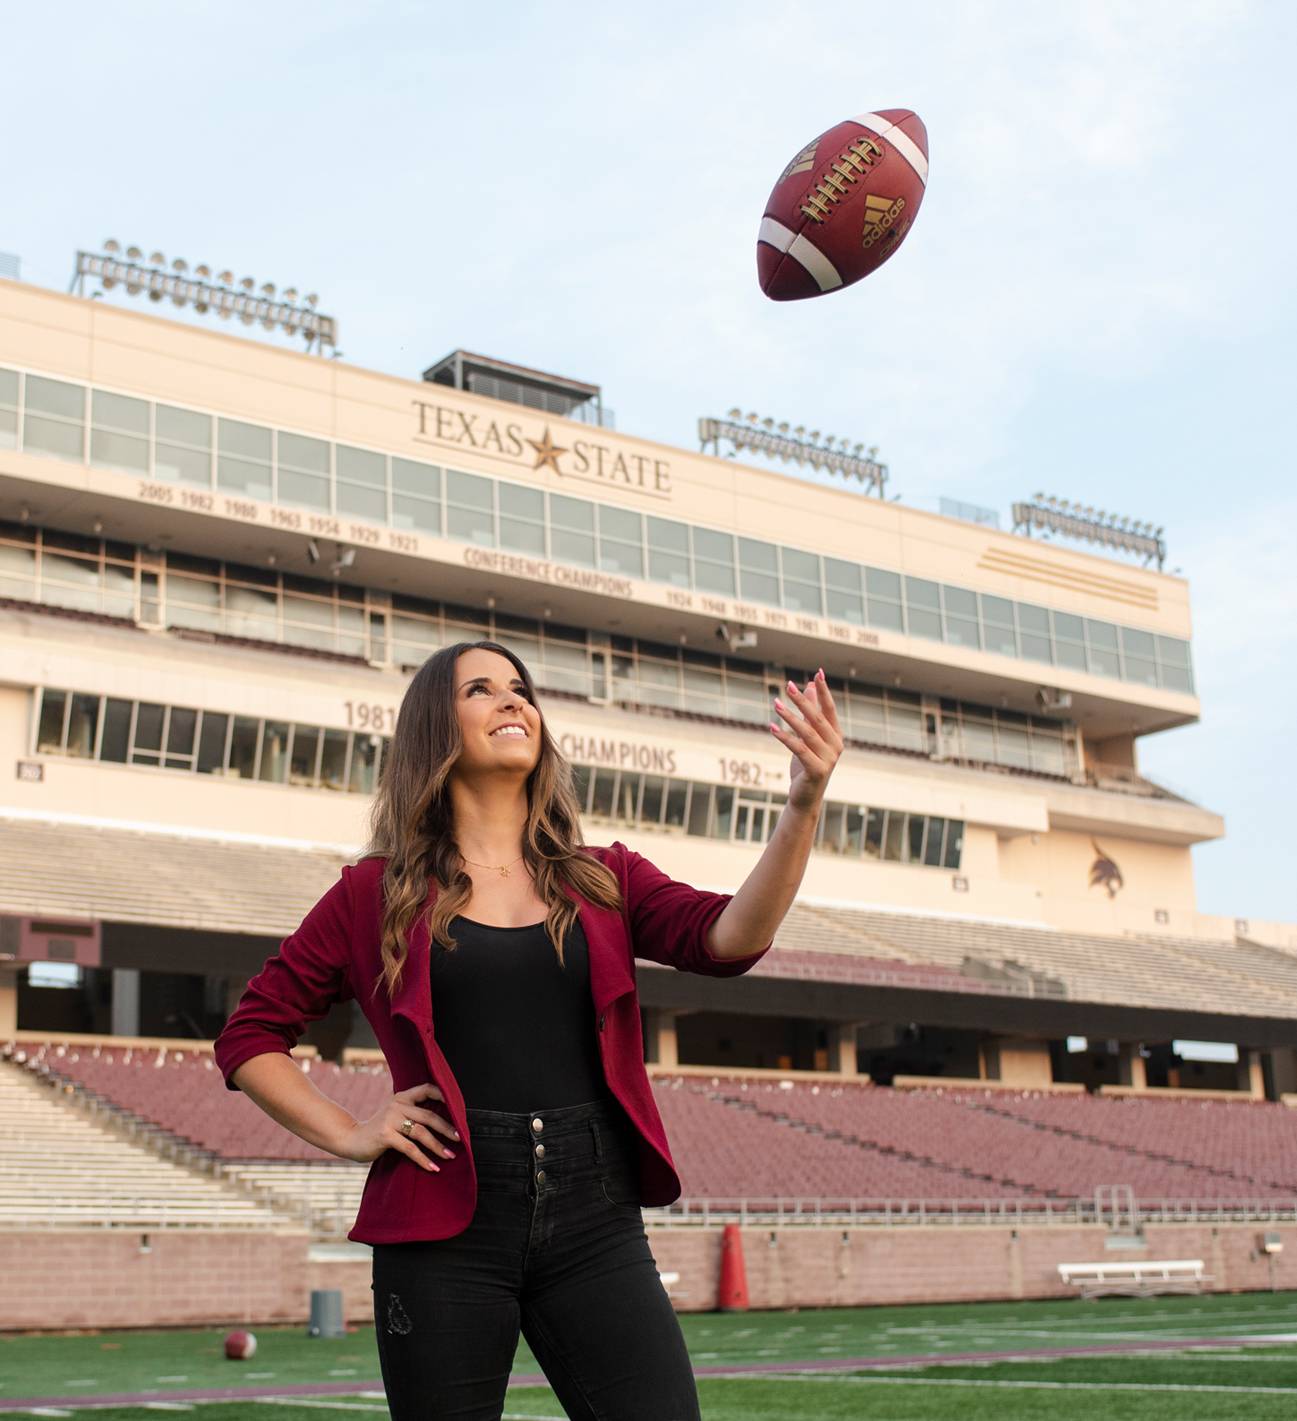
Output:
[2, 254, 1296, 1410]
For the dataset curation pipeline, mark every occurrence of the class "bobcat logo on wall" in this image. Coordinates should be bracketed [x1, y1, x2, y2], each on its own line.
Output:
[1089, 839, 1124, 899]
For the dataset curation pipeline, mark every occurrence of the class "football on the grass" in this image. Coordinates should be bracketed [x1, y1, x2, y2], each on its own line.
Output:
[224, 1329, 257, 1359]
[757, 109, 929, 301]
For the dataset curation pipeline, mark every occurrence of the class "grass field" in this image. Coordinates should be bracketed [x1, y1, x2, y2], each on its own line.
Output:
[3, 1289, 1297, 1418]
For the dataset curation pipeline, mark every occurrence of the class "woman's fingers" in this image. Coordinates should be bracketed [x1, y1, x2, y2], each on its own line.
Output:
[391, 1134, 441, 1172]
[404, 1103, 459, 1141]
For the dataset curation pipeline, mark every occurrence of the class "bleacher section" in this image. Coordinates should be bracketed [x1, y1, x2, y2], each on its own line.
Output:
[0, 1056, 290, 1230]
[5, 1041, 1294, 1237]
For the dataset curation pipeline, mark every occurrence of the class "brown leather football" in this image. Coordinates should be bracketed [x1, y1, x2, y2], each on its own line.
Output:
[757, 109, 929, 301]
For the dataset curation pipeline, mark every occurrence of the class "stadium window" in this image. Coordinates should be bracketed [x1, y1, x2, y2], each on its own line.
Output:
[154, 404, 212, 486]
[738, 537, 780, 606]
[691, 526, 735, 596]
[865, 566, 904, 632]
[229, 715, 260, 779]
[1085, 618, 1121, 678]
[196, 711, 231, 775]
[1017, 603, 1053, 663]
[844, 686, 887, 745]
[497, 480, 543, 553]
[903, 577, 942, 641]
[35, 687, 67, 753]
[39, 529, 101, 614]
[539, 629, 595, 697]
[217, 418, 272, 500]
[637, 652, 683, 710]
[824, 556, 864, 624]
[349, 733, 380, 794]
[1051, 610, 1087, 671]
[1156, 634, 1194, 693]
[289, 724, 322, 786]
[712, 784, 735, 839]
[336, 444, 388, 523]
[640, 773, 666, 825]
[283, 580, 340, 654]
[923, 816, 946, 866]
[722, 663, 770, 727]
[90, 390, 149, 475]
[881, 809, 905, 861]
[0, 367, 18, 449]
[1029, 724, 1068, 776]
[944, 821, 965, 868]
[164, 705, 198, 769]
[163, 557, 220, 633]
[687, 782, 713, 837]
[864, 807, 885, 859]
[393, 458, 444, 535]
[780, 545, 823, 615]
[0, 519, 36, 601]
[885, 690, 926, 752]
[131, 701, 165, 765]
[320, 727, 349, 790]
[615, 771, 641, 823]
[225, 576, 278, 641]
[844, 804, 865, 856]
[906, 812, 926, 863]
[682, 658, 727, 719]
[549, 492, 596, 567]
[664, 779, 689, 829]
[597, 504, 644, 577]
[1120, 626, 1158, 687]
[980, 595, 1018, 657]
[66, 692, 100, 759]
[589, 766, 617, 818]
[941, 585, 981, 649]
[571, 762, 593, 812]
[100, 698, 132, 762]
[23, 375, 85, 461]
[646, 515, 691, 587]
[995, 712, 1032, 769]
[259, 720, 291, 782]
[818, 801, 848, 853]
[276, 431, 331, 512]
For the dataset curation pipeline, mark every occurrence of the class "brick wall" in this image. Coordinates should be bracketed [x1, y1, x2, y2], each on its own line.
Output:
[3, 1222, 1293, 1331]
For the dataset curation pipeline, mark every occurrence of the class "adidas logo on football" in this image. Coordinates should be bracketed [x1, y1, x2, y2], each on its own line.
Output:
[778, 141, 819, 184]
[861, 193, 906, 249]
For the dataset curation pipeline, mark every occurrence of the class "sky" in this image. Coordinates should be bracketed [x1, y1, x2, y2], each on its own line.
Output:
[5, 0, 1295, 923]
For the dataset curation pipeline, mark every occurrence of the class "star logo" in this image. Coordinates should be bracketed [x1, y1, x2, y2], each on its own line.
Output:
[528, 426, 568, 474]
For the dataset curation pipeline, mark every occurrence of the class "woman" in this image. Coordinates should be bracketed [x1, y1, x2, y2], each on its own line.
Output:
[214, 639, 842, 1419]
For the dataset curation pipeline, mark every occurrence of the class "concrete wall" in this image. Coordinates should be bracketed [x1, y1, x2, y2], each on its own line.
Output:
[3, 1222, 1293, 1331]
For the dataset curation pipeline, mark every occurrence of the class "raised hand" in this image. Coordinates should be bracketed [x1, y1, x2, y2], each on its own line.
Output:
[769, 667, 844, 815]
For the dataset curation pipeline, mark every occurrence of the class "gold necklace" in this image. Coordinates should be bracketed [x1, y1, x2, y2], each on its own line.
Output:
[460, 853, 525, 878]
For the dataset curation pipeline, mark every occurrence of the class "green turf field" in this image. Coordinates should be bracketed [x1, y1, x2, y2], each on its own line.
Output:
[3, 1290, 1297, 1418]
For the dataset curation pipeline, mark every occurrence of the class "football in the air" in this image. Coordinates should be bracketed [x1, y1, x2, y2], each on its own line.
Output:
[757, 109, 929, 301]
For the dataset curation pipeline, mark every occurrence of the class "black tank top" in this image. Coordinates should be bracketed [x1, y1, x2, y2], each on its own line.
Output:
[429, 913, 617, 1112]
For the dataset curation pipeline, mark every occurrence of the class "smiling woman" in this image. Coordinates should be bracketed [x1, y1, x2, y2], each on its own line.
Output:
[216, 632, 832, 1419]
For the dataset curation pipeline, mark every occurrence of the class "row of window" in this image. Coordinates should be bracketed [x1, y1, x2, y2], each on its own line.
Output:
[31, 687, 963, 868]
[0, 365, 1194, 692]
[2, 522, 1080, 781]
[568, 763, 964, 866]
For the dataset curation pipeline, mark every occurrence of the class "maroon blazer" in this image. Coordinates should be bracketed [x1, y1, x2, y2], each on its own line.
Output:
[213, 840, 773, 1244]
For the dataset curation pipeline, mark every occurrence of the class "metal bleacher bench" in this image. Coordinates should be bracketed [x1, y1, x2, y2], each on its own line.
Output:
[1058, 1258, 1214, 1299]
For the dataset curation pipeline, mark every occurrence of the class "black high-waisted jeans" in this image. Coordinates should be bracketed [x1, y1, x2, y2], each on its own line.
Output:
[370, 1096, 701, 1420]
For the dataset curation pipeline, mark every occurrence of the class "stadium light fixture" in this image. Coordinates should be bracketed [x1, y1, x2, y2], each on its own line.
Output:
[70, 242, 338, 354]
[699, 410, 888, 496]
[1012, 494, 1167, 570]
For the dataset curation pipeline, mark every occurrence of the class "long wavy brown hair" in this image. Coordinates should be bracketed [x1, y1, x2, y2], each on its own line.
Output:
[358, 640, 623, 1005]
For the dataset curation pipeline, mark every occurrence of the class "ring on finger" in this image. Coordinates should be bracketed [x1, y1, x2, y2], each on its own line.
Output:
[400, 1117, 414, 1137]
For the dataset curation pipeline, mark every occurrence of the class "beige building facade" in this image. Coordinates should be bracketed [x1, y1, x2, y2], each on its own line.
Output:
[2, 275, 1294, 1093]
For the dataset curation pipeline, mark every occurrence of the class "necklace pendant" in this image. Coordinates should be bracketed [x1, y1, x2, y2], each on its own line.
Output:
[500, 866, 510, 877]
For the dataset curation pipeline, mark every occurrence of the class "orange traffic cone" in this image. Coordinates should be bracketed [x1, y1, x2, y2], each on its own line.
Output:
[716, 1222, 749, 1311]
